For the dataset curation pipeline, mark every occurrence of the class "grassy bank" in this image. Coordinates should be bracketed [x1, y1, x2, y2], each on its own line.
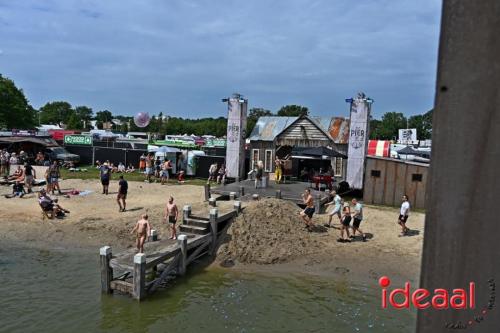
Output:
[59, 166, 208, 186]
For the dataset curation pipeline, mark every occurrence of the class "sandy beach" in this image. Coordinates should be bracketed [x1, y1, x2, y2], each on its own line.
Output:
[0, 178, 425, 285]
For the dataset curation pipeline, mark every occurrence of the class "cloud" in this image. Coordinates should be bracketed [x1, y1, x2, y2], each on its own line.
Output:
[0, 0, 441, 118]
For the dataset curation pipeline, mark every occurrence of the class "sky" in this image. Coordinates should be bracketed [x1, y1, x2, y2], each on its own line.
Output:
[0, 0, 442, 119]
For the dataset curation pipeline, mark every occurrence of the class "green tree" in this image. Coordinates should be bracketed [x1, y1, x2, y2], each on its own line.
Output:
[66, 113, 83, 130]
[0, 74, 37, 129]
[408, 109, 433, 140]
[95, 110, 113, 123]
[277, 105, 309, 117]
[369, 119, 382, 140]
[375, 112, 407, 140]
[246, 107, 273, 137]
[74, 106, 93, 129]
[39, 101, 74, 125]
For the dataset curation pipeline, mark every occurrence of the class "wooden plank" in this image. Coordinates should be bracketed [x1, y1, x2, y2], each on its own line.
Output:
[186, 239, 211, 265]
[148, 254, 180, 293]
[145, 247, 181, 269]
[110, 280, 133, 294]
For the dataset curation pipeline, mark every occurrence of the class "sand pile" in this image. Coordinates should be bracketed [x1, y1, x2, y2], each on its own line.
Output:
[217, 198, 327, 264]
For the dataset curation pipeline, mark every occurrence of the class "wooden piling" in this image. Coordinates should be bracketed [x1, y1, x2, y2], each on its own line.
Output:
[229, 192, 236, 200]
[275, 190, 281, 199]
[252, 194, 259, 201]
[100, 246, 113, 294]
[209, 208, 218, 255]
[183, 205, 191, 222]
[315, 193, 321, 214]
[177, 234, 187, 275]
[149, 229, 158, 242]
[239, 186, 245, 197]
[204, 184, 211, 201]
[209, 197, 217, 207]
[133, 253, 146, 301]
[233, 201, 241, 215]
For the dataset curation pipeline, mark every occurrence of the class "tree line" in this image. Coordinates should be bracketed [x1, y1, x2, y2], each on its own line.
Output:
[1, 73, 432, 139]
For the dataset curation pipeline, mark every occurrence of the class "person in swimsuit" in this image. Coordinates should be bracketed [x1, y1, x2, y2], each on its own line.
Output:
[338, 202, 352, 242]
[131, 214, 151, 253]
[164, 196, 179, 240]
[299, 188, 315, 230]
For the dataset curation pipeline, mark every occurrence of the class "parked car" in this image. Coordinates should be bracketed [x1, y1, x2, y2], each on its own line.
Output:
[44, 146, 80, 164]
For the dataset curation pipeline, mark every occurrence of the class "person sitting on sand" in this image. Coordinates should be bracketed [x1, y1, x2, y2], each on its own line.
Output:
[131, 214, 151, 253]
[164, 196, 179, 240]
[5, 181, 26, 198]
[337, 202, 352, 242]
[350, 198, 367, 242]
[95, 160, 102, 169]
[325, 190, 342, 228]
[126, 163, 135, 173]
[299, 188, 315, 230]
[7, 165, 24, 181]
[177, 170, 185, 184]
[117, 162, 126, 173]
[38, 189, 70, 219]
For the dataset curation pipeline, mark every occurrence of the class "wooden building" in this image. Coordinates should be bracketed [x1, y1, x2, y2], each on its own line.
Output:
[363, 156, 429, 209]
[248, 115, 349, 180]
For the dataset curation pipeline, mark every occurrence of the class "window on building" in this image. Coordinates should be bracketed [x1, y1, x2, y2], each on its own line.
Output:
[412, 173, 423, 182]
[251, 149, 259, 168]
[264, 150, 273, 172]
[371, 170, 381, 178]
[334, 157, 343, 177]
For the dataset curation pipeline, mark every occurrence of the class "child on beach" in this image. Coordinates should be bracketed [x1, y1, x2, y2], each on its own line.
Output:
[131, 214, 151, 253]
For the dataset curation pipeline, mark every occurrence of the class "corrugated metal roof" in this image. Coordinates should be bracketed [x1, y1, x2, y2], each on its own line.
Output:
[328, 117, 350, 144]
[248, 116, 298, 141]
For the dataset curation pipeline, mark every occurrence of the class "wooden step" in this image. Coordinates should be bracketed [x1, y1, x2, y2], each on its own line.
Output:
[179, 224, 209, 235]
[110, 280, 133, 294]
[189, 215, 210, 221]
[183, 218, 210, 228]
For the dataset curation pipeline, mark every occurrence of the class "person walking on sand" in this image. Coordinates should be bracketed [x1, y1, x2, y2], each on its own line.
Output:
[117, 175, 128, 212]
[164, 196, 179, 240]
[299, 188, 315, 230]
[207, 163, 218, 184]
[398, 194, 411, 236]
[99, 162, 111, 195]
[325, 190, 342, 228]
[337, 202, 352, 242]
[131, 214, 151, 253]
[24, 162, 36, 193]
[160, 159, 170, 185]
[145, 155, 153, 183]
[49, 161, 62, 195]
[350, 198, 367, 242]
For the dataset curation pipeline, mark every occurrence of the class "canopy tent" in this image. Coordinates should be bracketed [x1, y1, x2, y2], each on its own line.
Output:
[294, 146, 347, 159]
[397, 146, 429, 157]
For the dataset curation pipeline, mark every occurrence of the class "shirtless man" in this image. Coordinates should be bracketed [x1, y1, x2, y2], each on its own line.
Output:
[299, 188, 315, 230]
[164, 196, 179, 240]
[131, 214, 151, 253]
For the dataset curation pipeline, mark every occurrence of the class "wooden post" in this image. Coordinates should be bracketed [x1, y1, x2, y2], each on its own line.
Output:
[275, 190, 281, 199]
[252, 194, 259, 200]
[239, 186, 245, 197]
[100, 246, 113, 294]
[209, 197, 217, 207]
[183, 205, 191, 223]
[209, 208, 218, 255]
[149, 229, 158, 242]
[229, 192, 236, 200]
[315, 193, 321, 214]
[204, 184, 210, 201]
[233, 201, 241, 215]
[133, 253, 146, 301]
[177, 234, 187, 275]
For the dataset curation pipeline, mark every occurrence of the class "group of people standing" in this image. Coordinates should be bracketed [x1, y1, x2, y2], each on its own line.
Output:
[207, 163, 226, 185]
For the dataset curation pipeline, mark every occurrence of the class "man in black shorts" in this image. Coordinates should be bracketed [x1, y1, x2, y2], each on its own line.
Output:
[117, 175, 128, 212]
[299, 188, 315, 230]
[164, 196, 179, 240]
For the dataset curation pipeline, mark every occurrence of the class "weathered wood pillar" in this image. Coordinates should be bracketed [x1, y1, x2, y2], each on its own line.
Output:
[229, 191, 236, 200]
[177, 234, 187, 276]
[99, 246, 113, 294]
[133, 253, 146, 301]
[417, 1, 500, 331]
[209, 208, 218, 255]
[208, 197, 216, 207]
[149, 229, 158, 242]
[275, 190, 281, 199]
[233, 201, 241, 215]
[239, 186, 245, 197]
[204, 184, 210, 201]
[314, 193, 321, 214]
[183, 205, 191, 223]
[252, 194, 259, 200]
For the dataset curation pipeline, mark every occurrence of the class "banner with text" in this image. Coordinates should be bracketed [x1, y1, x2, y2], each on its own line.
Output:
[225, 98, 247, 180]
[346, 97, 371, 189]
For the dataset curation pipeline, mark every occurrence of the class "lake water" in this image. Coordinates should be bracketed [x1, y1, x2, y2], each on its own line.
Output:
[0, 242, 415, 333]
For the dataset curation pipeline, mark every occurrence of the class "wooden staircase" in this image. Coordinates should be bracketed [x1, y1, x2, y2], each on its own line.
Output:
[179, 215, 211, 235]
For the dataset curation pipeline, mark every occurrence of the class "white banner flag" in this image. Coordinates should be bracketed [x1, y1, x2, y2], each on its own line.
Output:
[346, 96, 371, 189]
[225, 98, 247, 180]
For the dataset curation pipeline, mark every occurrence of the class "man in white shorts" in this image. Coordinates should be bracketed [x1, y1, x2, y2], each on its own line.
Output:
[324, 190, 342, 228]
